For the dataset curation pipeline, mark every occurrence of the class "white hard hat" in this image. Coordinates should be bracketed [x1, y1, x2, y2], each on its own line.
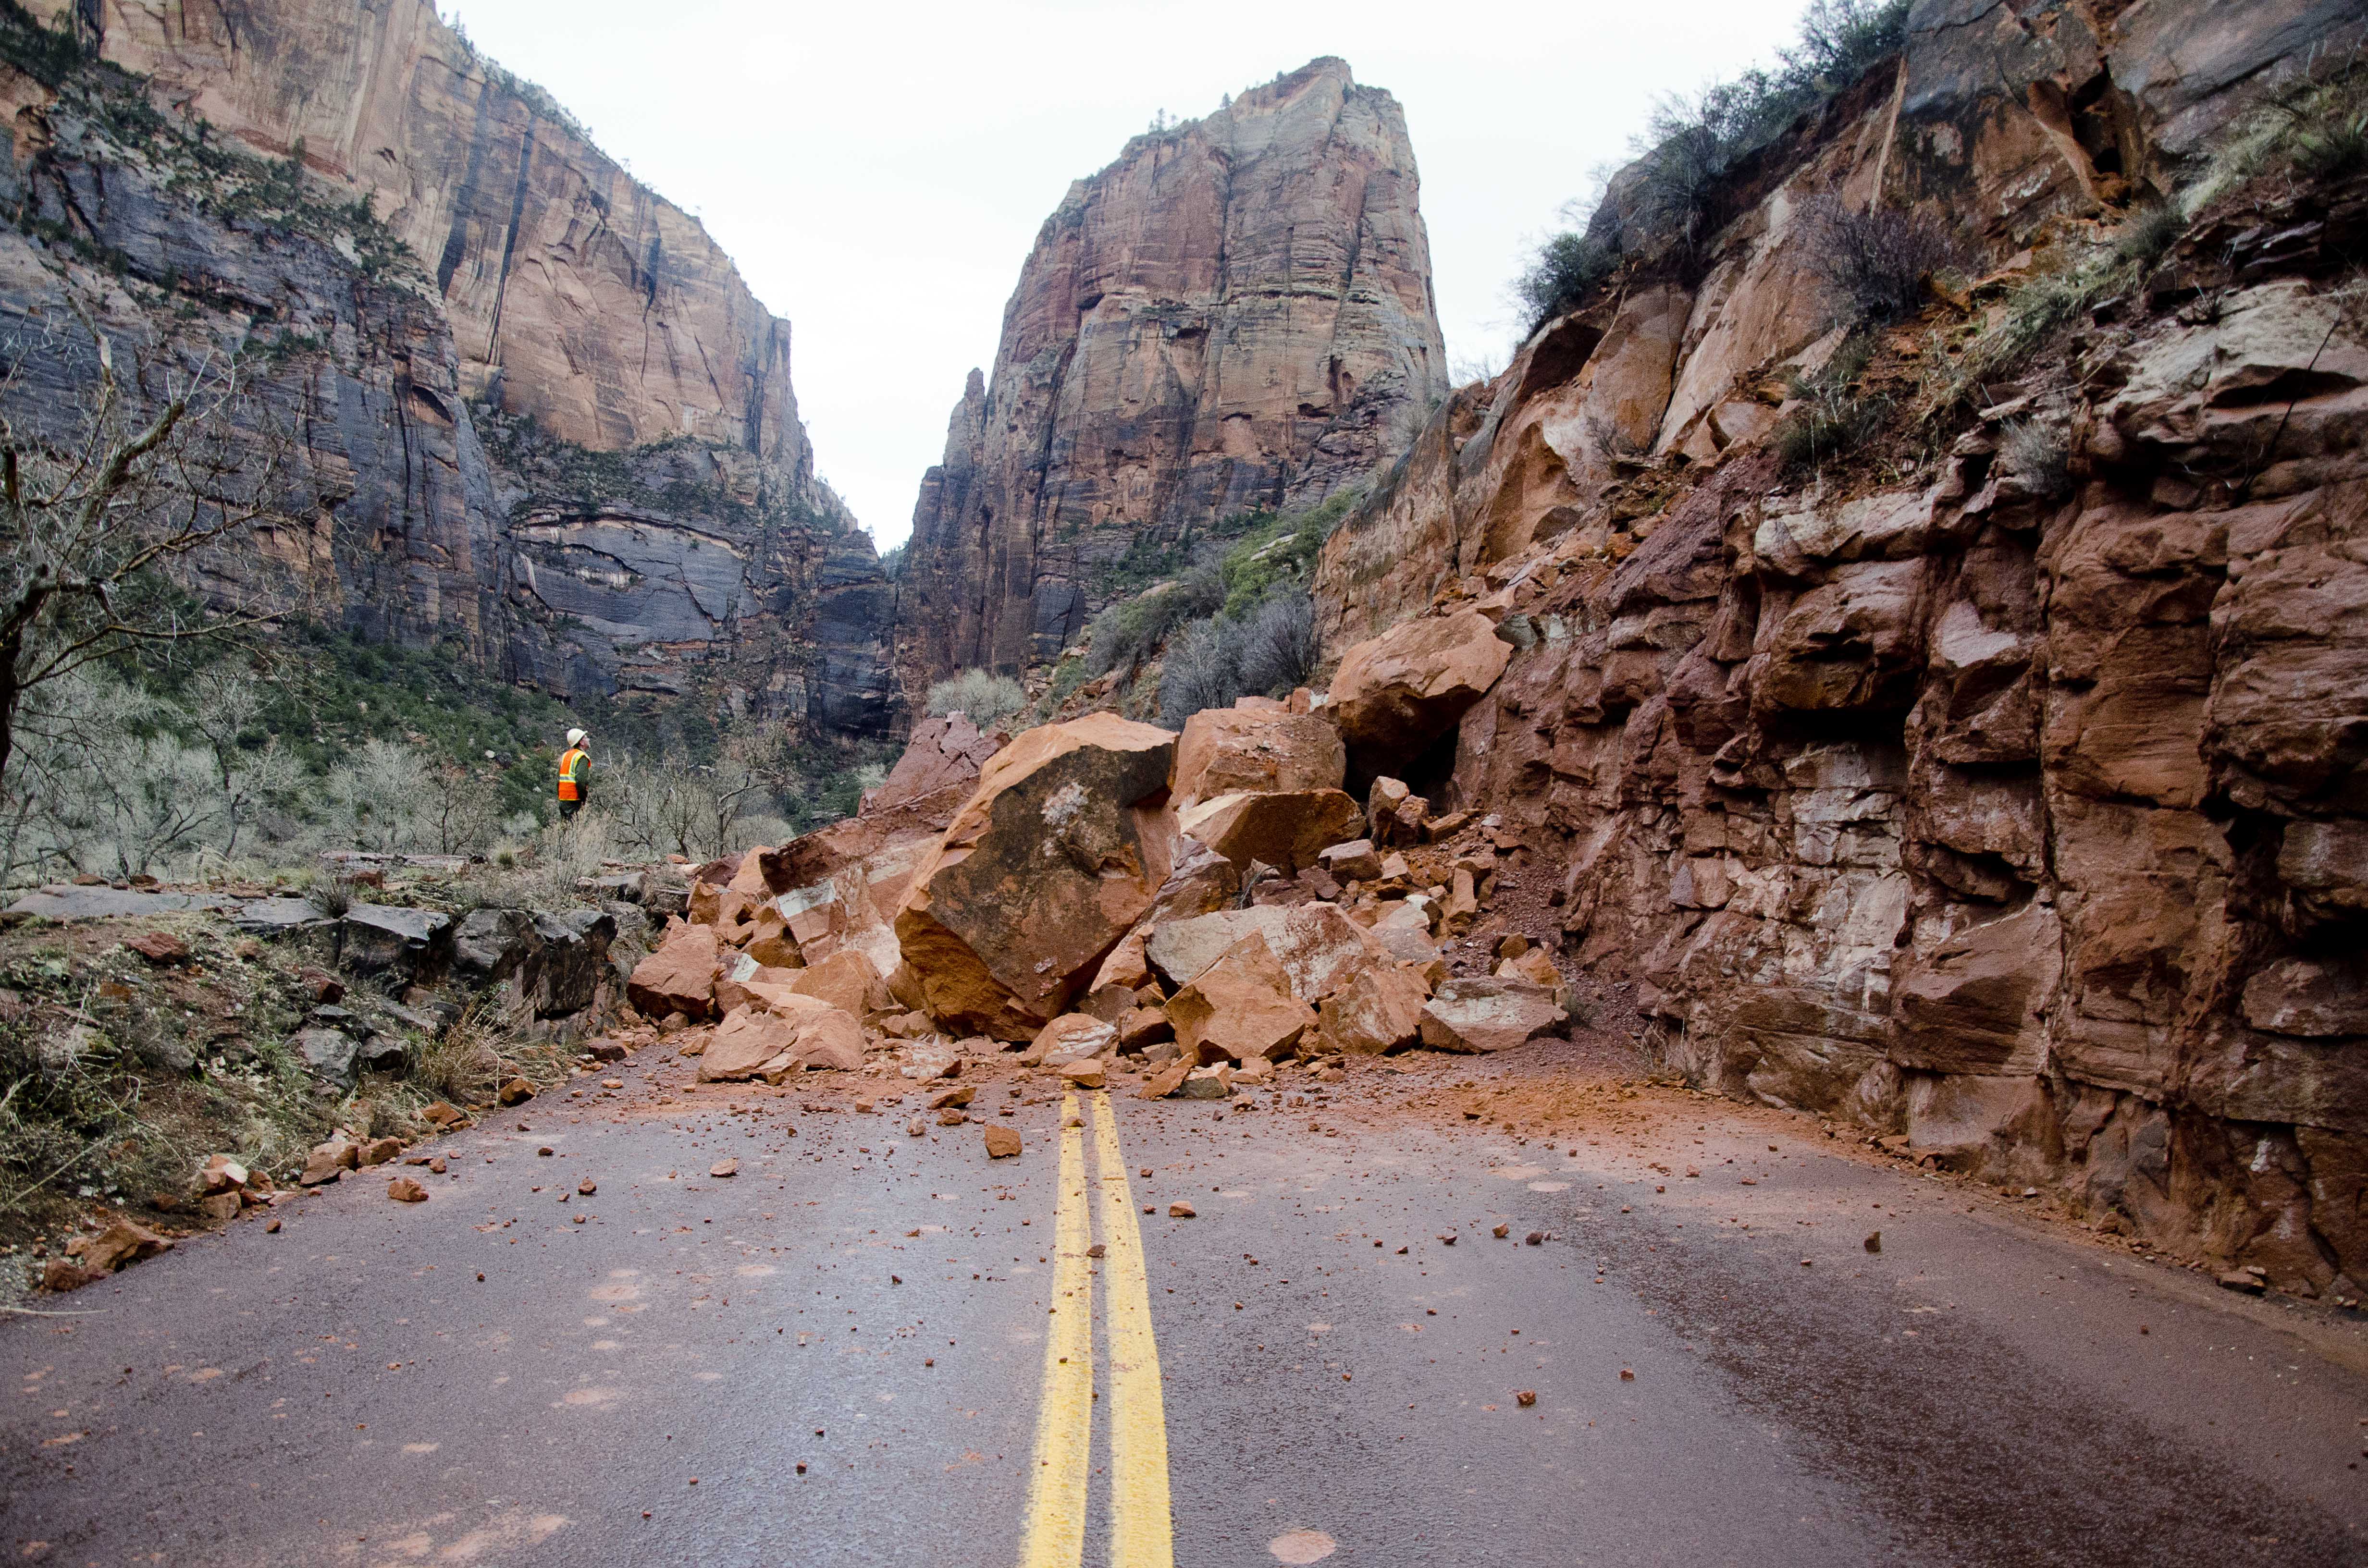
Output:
[566, 728, 587, 747]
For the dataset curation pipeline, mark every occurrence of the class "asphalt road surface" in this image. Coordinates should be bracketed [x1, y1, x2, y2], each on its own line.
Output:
[6, 1041, 2366, 1567]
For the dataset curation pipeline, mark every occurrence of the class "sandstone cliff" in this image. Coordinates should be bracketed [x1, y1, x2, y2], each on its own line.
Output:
[1309, 0, 2368, 1295]
[0, 0, 893, 733]
[896, 57, 1446, 689]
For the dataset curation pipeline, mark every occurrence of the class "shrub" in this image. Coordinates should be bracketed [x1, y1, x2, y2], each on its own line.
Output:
[1775, 338, 1891, 474]
[1515, 228, 1619, 331]
[2111, 200, 2186, 269]
[1088, 565, 1223, 675]
[1785, 0, 1914, 86]
[1530, 0, 1909, 270]
[1999, 419, 2072, 499]
[925, 669, 1027, 728]
[2202, 48, 2368, 201]
[1158, 620, 1239, 729]
[1798, 196, 1962, 325]
[1235, 593, 1320, 698]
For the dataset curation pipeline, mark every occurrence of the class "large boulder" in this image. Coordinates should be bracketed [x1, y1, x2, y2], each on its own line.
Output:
[1418, 978, 1566, 1054]
[1022, 1013, 1119, 1067]
[1175, 789, 1366, 877]
[896, 713, 1178, 1038]
[1172, 706, 1346, 812]
[1327, 609, 1511, 759]
[789, 948, 891, 1020]
[628, 921, 722, 1020]
[1166, 933, 1316, 1064]
[861, 712, 1006, 822]
[530, 908, 617, 1017]
[1146, 903, 1398, 1004]
[1317, 964, 1431, 1054]
[1088, 840, 1240, 992]
[699, 994, 865, 1082]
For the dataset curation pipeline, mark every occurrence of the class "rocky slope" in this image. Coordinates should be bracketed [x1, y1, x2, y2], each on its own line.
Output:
[1303, 0, 2368, 1295]
[895, 57, 1447, 690]
[0, 0, 893, 733]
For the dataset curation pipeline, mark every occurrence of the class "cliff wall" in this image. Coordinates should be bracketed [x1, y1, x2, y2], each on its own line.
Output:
[0, 0, 894, 734]
[1309, 0, 2368, 1294]
[897, 57, 1446, 689]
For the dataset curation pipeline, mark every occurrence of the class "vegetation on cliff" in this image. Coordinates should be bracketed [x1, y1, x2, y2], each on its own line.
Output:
[1515, 0, 1912, 329]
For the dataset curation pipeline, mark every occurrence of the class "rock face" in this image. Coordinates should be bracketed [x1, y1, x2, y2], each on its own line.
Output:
[896, 57, 1447, 687]
[0, 1, 892, 733]
[895, 713, 1178, 1037]
[1305, 2, 2368, 1293]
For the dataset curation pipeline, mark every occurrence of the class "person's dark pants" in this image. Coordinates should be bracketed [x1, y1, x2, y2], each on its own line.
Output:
[559, 799, 581, 821]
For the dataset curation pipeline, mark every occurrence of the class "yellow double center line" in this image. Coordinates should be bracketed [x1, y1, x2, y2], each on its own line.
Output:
[1017, 1092, 1174, 1568]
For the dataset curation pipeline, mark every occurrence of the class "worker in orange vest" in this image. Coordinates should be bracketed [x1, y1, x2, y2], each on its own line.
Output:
[556, 728, 592, 820]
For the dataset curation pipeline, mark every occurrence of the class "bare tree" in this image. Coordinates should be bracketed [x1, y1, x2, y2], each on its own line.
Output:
[0, 311, 299, 789]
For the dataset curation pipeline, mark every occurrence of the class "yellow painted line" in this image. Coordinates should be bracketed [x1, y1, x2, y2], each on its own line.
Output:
[1091, 1091, 1175, 1568]
[1017, 1093, 1093, 1568]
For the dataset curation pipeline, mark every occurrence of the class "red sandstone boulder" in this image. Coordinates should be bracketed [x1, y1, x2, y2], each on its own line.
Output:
[1176, 788, 1366, 877]
[1166, 933, 1316, 1063]
[1417, 978, 1566, 1054]
[699, 993, 865, 1081]
[1172, 706, 1346, 811]
[1146, 903, 1399, 1005]
[788, 948, 891, 1021]
[1328, 609, 1511, 757]
[896, 713, 1177, 1038]
[627, 921, 721, 1020]
[1318, 963, 1432, 1054]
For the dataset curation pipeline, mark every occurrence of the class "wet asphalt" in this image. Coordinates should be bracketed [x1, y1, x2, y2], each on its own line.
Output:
[5, 1048, 2367, 1567]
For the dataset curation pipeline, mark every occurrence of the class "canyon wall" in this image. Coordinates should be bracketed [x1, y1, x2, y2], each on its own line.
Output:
[896, 56, 1447, 690]
[0, 0, 893, 733]
[1312, 0, 2368, 1294]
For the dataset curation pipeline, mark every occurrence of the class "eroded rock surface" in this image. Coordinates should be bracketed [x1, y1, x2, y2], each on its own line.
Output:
[895, 57, 1446, 687]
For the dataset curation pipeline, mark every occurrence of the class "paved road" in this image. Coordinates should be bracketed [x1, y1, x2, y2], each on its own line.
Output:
[5, 1044, 2366, 1566]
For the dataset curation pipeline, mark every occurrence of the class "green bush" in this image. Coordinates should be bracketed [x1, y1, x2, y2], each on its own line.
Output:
[1515, 228, 1620, 332]
[1525, 0, 1909, 278]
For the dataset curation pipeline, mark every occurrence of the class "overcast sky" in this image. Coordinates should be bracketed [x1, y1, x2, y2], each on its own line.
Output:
[441, 0, 1806, 549]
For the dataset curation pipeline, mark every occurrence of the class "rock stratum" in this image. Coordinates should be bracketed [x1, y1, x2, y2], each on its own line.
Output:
[1303, 0, 2368, 1295]
[0, 0, 893, 731]
[895, 57, 1447, 689]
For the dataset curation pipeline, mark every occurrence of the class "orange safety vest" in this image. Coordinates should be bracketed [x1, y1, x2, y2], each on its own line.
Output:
[556, 747, 589, 801]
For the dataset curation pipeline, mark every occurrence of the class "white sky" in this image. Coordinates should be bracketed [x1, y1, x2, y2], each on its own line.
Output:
[440, 0, 1805, 549]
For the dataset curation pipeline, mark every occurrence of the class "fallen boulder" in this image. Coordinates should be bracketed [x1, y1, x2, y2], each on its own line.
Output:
[1146, 903, 1399, 1004]
[1329, 609, 1511, 761]
[789, 948, 892, 1020]
[1023, 1013, 1119, 1068]
[1317, 963, 1432, 1054]
[1171, 706, 1346, 811]
[896, 713, 1177, 1038]
[1176, 789, 1366, 877]
[699, 994, 866, 1082]
[627, 920, 722, 1021]
[1418, 978, 1567, 1054]
[1166, 933, 1315, 1063]
[1088, 839, 1240, 992]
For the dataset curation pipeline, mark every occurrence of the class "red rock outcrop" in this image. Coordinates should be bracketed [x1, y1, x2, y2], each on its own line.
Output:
[896, 57, 1446, 686]
[1307, 2, 2368, 1294]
